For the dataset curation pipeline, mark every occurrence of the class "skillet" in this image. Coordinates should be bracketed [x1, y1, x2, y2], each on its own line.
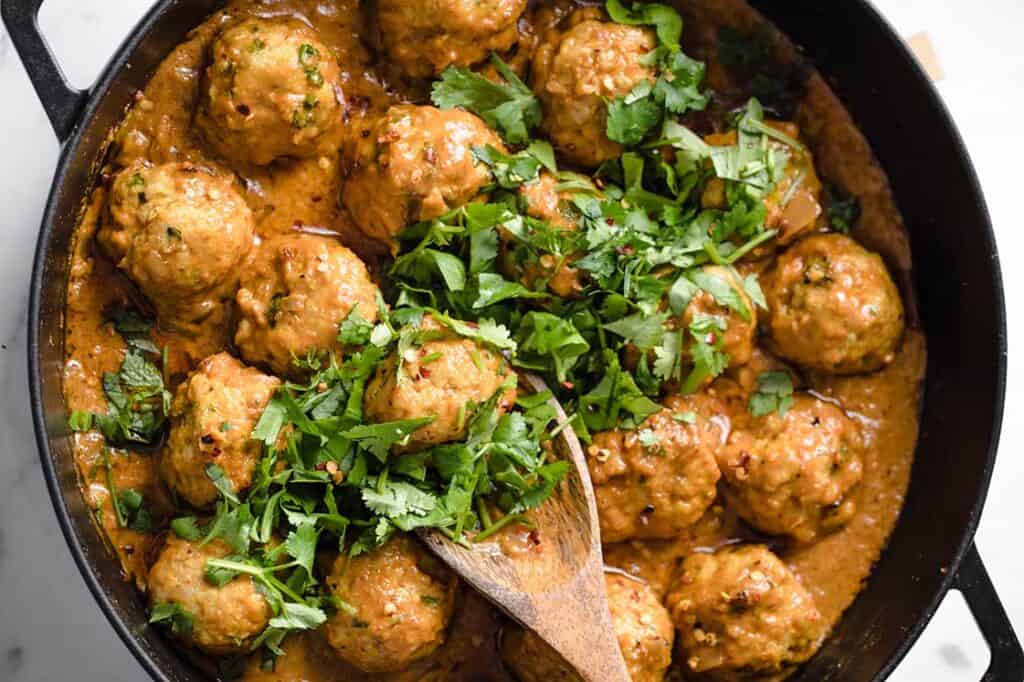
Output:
[4, 0, 1022, 679]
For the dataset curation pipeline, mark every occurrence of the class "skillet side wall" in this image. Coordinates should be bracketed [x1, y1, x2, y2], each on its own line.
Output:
[749, 2, 1006, 681]
[28, 1, 1005, 681]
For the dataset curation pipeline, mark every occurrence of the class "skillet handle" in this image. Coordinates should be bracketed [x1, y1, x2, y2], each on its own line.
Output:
[955, 543, 1024, 681]
[1, 0, 88, 141]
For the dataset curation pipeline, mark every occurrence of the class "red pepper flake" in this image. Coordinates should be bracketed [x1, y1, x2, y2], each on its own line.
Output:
[419, 367, 431, 378]
[528, 530, 541, 546]
[605, 218, 615, 225]
[617, 245, 635, 256]
[561, 381, 574, 390]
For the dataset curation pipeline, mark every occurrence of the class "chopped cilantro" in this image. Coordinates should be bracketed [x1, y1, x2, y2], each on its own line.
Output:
[749, 371, 795, 417]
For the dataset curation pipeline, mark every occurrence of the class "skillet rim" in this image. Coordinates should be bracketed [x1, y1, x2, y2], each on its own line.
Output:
[25, 1, 1008, 680]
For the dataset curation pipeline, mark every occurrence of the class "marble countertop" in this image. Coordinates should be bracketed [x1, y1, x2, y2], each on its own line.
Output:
[0, 1, 1020, 680]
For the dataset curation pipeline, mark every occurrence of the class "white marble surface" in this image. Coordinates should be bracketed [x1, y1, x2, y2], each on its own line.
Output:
[0, 1, 1020, 680]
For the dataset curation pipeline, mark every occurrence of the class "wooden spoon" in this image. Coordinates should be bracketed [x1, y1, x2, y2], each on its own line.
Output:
[417, 373, 630, 682]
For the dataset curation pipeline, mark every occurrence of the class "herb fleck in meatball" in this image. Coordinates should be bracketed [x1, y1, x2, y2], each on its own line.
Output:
[679, 265, 757, 369]
[718, 394, 863, 542]
[502, 172, 585, 298]
[148, 536, 270, 655]
[196, 17, 344, 165]
[501, 573, 673, 682]
[342, 105, 503, 245]
[99, 161, 255, 325]
[765, 233, 905, 374]
[376, 0, 528, 79]
[325, 534, 456, 672]
[235, 234, 380, 378]
[363, 316, 515, 452]
[531, 16, 656, 168]
[160, 353, 279, 508]
[667, 546, 825, 677]
[587, 394, 724, 543]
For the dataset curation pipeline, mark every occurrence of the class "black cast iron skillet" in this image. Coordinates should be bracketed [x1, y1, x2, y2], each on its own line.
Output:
[6, 0, 1022, 679]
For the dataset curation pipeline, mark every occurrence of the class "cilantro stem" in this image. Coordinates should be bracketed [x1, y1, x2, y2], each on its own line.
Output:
[205, 559, 307, 604]
[725, 230, 778, 265]
[476, 498, 493, 530]
[473, 513, 535, 543]
[102, 448, 127, 528]
[436, 526, 473, 548]
[703, 241, 726, 265]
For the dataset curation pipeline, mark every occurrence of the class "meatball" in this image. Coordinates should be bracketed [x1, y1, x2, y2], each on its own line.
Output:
[717, 394, 864, 542]
[148, 536, 270, 654]
[99, 161, 255, 324]
[502, 172, 585, 298]
[704, 122, 824, 248]
[532, 17, 656, 168]
[679, 265, 757, 369]
[501, 573, 673, 682]
[376, 0, 528, 79]
[342, 105, 503, 245]
[196, 17, 344, 166]
[586, 394, 724, 543]
[764, 233, 905, 374]
[160, 353, 279, 508]
[666, 545, 825, 677]
[325, 534, 456, 672]
[363, 316, 515, 452]
[235, 234, 380, 377]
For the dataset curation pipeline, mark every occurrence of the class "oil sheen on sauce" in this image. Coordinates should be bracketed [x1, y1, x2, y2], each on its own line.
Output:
[61, 0, 925, 679]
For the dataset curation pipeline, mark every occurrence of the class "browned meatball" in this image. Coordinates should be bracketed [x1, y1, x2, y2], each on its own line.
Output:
[718, 394, 864, 542]
[532, 16, 656, 168]
[148, 536, 270, 655]
[666, 545, 825, 677]
[376, 0, 528, 79]
[764, 233, 905, 374]
[160, 353, 279, 508]
[342, 105, 503, 246]
[196, 17, 344, 165]
[586, 394, 724, 543]
[99, 161, 255, 325]
[325, 534, 456, 672]
[501, 573, 673, 682]
[235, 234, 380, 377]
[679, 265, 757, 369]
[363, 316, 515, 452]
[502, 172, 585, 298]
[704, 122, 824, 248]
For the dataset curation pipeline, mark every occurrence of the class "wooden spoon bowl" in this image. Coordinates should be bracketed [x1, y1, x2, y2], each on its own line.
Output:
[418, 373, 630, 682]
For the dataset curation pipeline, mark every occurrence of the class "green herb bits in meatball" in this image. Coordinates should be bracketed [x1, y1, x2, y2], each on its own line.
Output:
[160, 353, 280, 509]
[376, 0, 528, 80]
[586, 394, 724, 543]
[234, 234, 380, 378]
[148, 536, 271, 655]
[531, 15, 656, 168]
[363, 316, 516, 452]
[342, 105, 503, 247]
[99, 161, 255, 327]
[196, 17, 344, 165]
[325, 534, 457, 672]
[667, 545, 825, 678]
[718, 394, 864, 542]
[764, 233, 905, 374]
[501, 572, 673, 682]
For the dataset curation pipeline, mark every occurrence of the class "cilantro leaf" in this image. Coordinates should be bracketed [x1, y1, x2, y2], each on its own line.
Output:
[170, 516, 203, 541]
[338, 309, 374, 346]
[431, 54, 541, 145]
[513, 312, 590, 383]
[206, 464, 240, 504]
[579, 350, 661, 431]
[343, 418, 436, 461]
[603, 311, 668, 350]
[473, 145, 543, 189]
[749, 371, 795, 417]
[150, 603, 194, 637]
[607, 85, 663, 146]
[605, 0, 683, 49]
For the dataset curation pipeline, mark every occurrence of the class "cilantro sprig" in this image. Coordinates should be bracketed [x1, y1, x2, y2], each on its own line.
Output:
[432, 54, 542, 145]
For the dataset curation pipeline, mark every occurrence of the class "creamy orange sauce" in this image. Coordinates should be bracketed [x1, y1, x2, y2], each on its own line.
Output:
[61, 1, 925, 679]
